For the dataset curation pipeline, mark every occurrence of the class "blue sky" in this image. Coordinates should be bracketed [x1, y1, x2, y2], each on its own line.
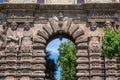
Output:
[46, 38, 68, 80]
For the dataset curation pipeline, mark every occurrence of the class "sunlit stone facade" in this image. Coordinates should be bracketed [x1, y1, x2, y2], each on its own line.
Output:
[0, 1, 119, 80]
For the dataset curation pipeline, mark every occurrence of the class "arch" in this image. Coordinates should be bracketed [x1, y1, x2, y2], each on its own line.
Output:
[0, 10, 117, 80]
[36, 17, 87, 50]
[34, 15, 88, 80]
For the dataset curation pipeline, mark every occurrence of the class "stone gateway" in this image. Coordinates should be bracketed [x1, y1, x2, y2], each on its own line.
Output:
[0, 3, 119, 80]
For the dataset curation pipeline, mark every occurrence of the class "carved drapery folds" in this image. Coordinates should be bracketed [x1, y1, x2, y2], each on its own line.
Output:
[3, 22, 33, 53]
[5, 22, 19, 52]
[20, 22, 33, 53]
[0, 21, 35, 80]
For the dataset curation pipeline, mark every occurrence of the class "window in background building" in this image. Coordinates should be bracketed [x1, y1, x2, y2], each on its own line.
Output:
[37, 0, 44, 3]
[77, 0, 84, 3]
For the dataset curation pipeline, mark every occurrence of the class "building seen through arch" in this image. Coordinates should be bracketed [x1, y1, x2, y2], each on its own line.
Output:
[0, 1, 119, 80]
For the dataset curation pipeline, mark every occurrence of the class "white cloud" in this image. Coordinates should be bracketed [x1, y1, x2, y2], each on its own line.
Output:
[46, 48, 59, 54]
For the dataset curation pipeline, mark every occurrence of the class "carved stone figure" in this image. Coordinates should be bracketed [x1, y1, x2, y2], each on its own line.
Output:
[89, 21, 101, 53]
[90, 21, 97, 31]
[5, 22, 19, 52]
[114, 22, 120, 31]
[105, 21, 112, 28]
[0, 22, 8, 48]
[20, 22, 33, 53]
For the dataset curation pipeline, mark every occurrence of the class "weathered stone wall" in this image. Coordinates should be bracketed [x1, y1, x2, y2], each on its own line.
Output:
[0, 4, 118, 80]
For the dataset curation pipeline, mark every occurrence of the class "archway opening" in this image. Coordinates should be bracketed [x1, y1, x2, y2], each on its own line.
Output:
[45, 37, 77, 80]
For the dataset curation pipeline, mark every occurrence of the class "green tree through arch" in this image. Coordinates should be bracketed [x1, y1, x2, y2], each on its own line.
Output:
[58, 40, 77, 80]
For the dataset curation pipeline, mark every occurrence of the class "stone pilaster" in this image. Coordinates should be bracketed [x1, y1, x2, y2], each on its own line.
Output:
[17, 52, 32, 80]
[90, 53, 102, 80]
[32, 50, 46, 80]
[5, 52, 17, 80]
[76, 50, 90, 80]
[105, 58, 117, 80]
[0, 52, 6, 79]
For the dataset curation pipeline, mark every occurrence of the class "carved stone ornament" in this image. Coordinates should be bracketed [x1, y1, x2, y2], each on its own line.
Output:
[105, 21, 112, 28]
[58, 12, 63, 28]
[89, 36, 101, 53]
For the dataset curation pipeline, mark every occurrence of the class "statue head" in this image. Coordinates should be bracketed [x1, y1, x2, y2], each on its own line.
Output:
[2, 22, 7, 30]
[90, 21, 97, 31]
[105, 21, 112, 28]
[11, 22, 17, 31]
[24, 22, 30, 31]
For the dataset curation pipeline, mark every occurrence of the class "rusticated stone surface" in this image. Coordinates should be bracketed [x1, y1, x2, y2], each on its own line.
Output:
[0, 3, 118, 80]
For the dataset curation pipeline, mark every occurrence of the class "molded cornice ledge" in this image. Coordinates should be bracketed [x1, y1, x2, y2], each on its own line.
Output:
[0, 3, 119, 12]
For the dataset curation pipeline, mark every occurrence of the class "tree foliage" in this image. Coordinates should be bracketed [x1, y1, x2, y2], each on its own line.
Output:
[102, 28, 120, 59]
[58, 40, 77, 80]
[45, 51, 57, 80]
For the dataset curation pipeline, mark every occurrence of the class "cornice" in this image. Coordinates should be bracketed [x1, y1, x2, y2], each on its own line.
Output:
[0, 3, 119, 12]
